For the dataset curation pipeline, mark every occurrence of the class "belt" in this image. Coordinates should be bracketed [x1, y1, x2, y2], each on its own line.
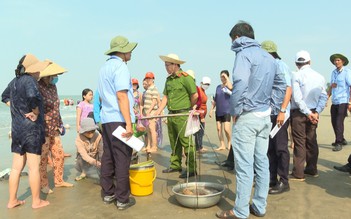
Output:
[168, 109, 190, 114]
[291, 108, 316, 113]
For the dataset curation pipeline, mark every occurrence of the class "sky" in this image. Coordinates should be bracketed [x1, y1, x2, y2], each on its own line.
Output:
[0, 0, 350, 97]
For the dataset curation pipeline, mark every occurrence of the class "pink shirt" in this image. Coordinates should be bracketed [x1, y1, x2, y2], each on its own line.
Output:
[77, 101, 93, 123]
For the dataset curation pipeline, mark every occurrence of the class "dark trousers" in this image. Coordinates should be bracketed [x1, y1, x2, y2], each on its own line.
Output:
[268, 115, 290, 184]
[194, 121, 205, 150]
[330, 103, 348, 144]
[291, 110, 319, 178]
[100, 122, 133, 203]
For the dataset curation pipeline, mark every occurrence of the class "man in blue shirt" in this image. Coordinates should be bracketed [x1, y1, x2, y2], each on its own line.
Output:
[216, 21, 286, 219]
[327, 53, 351, 151]
[290, 50, 328, 181]
[97, 35, 137, 210]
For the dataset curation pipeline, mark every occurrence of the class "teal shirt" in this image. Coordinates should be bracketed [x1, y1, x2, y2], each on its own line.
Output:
[163, 70, 197, 111]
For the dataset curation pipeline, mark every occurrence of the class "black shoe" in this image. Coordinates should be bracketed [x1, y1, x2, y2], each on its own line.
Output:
[115, 197, 136, 210]
[215, 160, 229, 167]
[103, 195, 116, 204]
[268, 182, 290, 195]
[304, 170, 319, 177]
[215, 160, 235, 169]
[342, 139, 348, 145]
[162, 167, 182, 173]
[269, 181, 277, 188]
[332, 144, 343, 151]
[179, 171, 196, 178]
[334, 164, 351, 173]
[249, 204, 266, 217]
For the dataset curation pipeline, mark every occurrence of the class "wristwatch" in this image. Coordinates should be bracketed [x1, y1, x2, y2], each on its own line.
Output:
[280, 108, 286, 113]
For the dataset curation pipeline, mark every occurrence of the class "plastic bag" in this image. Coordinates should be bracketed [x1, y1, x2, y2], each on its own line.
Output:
[184, 110, 200, 137]
[133, 116, 148, 137]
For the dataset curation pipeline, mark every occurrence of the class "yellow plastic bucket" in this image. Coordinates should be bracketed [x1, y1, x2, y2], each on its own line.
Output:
[129, 161, 156, 196]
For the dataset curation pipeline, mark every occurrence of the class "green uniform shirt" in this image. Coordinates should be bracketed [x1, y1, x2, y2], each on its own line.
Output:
[163, 70, 197, 111]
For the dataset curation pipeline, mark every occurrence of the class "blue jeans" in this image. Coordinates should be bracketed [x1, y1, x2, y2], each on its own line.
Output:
[232, 112, 271, 218]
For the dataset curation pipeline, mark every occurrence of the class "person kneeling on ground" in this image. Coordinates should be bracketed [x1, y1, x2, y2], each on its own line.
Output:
[75, 118, 103, 181]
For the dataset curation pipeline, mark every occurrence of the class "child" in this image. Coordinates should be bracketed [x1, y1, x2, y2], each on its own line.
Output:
[76, 88, 93, 133]
[75, 118, 103, 181]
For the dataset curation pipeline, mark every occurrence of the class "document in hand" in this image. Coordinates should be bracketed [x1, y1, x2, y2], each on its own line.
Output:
[112, 126, 145, 151]
[269, 112, 290, 138]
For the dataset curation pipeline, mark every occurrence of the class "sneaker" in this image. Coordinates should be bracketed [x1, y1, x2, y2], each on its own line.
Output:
[332, 144, 343, 152]
[103, 195, 116, 204]
[116, 197, 136, 210]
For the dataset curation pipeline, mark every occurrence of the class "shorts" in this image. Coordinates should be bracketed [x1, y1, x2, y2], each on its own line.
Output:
[215, 114, 231, 123]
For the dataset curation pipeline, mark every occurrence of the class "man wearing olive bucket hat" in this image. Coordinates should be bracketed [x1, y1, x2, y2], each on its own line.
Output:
[97, 35, 137, 210]
[327, 53, 351, 152]
[155, 53, 198, 178]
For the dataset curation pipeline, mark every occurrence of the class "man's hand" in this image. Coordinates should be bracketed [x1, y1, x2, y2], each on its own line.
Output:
[122, 123, 133, 140]
[276, 112, 285, 127]
[307, 112, 319, 124]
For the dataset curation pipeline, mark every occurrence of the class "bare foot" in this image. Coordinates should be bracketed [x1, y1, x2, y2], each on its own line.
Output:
[32, 199, 50, 209]
[198, 148, 208, 153]
[55, 181, 74, 188]
[7, 199, 25, 209]
[215, 147, 226, 151]
[147, 148, 158, 153]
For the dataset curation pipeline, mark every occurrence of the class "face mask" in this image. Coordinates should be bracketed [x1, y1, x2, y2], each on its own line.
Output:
[201, 84, 210, 90]
[51, 76, 59, 85]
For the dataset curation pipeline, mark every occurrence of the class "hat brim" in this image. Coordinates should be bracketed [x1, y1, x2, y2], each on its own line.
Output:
[104, 43, 138, 55]
[159, 55, 185, 64]
[26, 60, 52, 74]
[79, 126, 98, 134]
[330, 54, 349, 66]
[40, 62, 67, 78]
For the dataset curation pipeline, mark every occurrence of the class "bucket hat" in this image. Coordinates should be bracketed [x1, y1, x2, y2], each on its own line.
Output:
[330, 53, 349, 66]
[159, 53, 185, 64]
[105, 36, 138, 55]
[261, 40, 281, 59]
[22, 54, 51, 73]
[79, 118, 98, 134]
[40, 62, 67, 78]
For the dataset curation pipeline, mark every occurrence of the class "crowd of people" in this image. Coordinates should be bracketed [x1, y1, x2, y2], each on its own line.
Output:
[1, 20, 351, 219]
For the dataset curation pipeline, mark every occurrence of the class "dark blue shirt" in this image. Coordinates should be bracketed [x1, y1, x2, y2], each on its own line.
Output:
[2, 74, 45, 155]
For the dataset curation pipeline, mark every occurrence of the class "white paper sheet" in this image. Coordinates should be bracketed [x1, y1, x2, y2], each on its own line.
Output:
[269, 112, 290, 138]
[112, 126, 145, 151]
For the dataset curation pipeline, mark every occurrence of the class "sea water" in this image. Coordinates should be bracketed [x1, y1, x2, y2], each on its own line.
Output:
[0, 95, 80, 169]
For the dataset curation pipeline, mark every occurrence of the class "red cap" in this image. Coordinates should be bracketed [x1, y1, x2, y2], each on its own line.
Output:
[144, 72, 155, 79]
[132, 78, 139, 84]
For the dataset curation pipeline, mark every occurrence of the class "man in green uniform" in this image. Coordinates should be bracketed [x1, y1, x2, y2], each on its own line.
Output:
[156, 53, 198, 178]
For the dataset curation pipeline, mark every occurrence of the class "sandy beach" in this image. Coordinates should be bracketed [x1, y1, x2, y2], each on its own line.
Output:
[1, 101, 351, 219]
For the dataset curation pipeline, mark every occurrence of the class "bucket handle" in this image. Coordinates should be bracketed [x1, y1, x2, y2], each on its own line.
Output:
[129, 168, 157, 187]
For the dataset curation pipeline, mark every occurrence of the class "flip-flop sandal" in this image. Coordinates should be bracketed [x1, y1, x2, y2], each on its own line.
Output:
[216, 210, 238, 219]
[75, 175, 86, 181]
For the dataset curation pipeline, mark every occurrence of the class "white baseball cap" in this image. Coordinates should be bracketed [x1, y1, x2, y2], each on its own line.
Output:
[202, 76, 211, 84]
[295, 50, 311, 63]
